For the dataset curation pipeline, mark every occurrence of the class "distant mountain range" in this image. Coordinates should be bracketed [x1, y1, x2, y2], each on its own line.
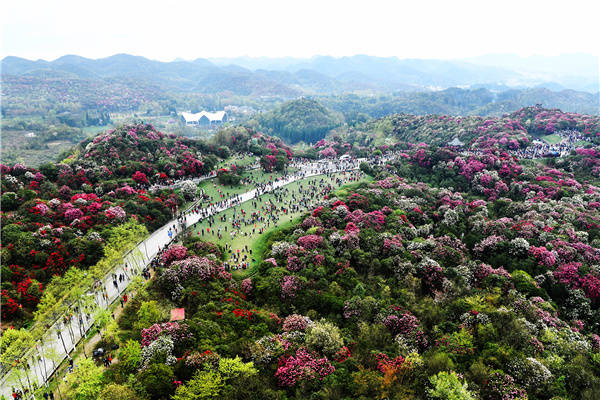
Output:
[208, 54, 599, 93]
[2, 53, 598, 95]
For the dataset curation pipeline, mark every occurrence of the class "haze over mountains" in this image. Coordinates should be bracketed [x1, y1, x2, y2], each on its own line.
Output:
[2, 53, 598, 95]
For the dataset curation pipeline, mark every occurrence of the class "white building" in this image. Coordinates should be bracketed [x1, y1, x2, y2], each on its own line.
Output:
[181, 111, 227, 126]
[448, 137, 464, 147]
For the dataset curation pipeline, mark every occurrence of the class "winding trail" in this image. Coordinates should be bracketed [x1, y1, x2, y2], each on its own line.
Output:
[0, 156, 383, 399]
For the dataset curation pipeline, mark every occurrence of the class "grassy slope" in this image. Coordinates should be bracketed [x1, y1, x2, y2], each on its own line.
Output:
[188, 171, 371, 278]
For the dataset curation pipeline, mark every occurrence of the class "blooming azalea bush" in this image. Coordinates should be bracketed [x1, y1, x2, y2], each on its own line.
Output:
[160, 245, 188, 265]
[6, 107, 600, 399]
[274, 347, 335, 387]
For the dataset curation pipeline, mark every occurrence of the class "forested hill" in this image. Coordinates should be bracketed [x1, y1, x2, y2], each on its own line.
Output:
[334, 106, 600, 149]
[255, 98, 342, 144]
[319, 88, 600, 125]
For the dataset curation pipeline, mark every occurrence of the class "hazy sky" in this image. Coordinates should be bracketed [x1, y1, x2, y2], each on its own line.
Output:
[2, 0, 599, 61]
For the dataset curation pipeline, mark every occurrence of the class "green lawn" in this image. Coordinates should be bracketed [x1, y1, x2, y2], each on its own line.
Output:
[541, 134, 562, 144]
[216, 154, 259, 169]
[188, 171, 370, 278]
[195, 167, 296, 205]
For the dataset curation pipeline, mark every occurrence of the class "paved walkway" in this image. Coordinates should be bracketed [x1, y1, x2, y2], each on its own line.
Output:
[0, 157, 381, 399]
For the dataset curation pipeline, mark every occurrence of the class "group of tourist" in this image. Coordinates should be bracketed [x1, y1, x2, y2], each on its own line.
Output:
[190, 170, 363, 270]
[155, 155, 373, 272]
[511, 130, 589, 159]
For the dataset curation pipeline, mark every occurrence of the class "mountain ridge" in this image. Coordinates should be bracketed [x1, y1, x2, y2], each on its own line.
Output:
[4, 53, 597, 94]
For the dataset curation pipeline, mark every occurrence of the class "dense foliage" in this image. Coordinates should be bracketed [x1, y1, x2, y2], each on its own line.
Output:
[347, 106, 600, 149]
[83, 137, 600, 399]
[4, 105, 600, 399]
[256, 98, 342, 144]
[319, 88, 600, 125]
[0, 123, 289, 323]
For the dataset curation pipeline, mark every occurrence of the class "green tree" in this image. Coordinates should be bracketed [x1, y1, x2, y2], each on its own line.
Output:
[100, 384, 141, 400]
[1, 192, 19, 211]
[119, 339, 142, 373]
[65, 357, 104, 400]
[428, 371, 476, 400]
[134, 300, 162, 331]
[305, 320, 344, 357]
[173, 357, 257, 400]
[138, 363, 175, 400]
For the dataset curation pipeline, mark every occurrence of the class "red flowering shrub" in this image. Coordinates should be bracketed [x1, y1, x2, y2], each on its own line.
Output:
[132, 171, 149, 184]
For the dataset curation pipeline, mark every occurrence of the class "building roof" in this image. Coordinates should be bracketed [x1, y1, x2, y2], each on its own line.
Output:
[448, 137, 464, 146]
[170, 308, 185, 321]
[181, 110, 226, 123]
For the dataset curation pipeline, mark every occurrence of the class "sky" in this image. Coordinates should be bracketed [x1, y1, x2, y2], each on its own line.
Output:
[2, 0, 599, 61]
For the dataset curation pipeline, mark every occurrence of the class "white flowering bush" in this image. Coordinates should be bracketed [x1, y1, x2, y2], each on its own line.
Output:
[180, 180, 197, 201]
[509, 238, 530, 255]
[140, 335, 176, 369]
[271, 241, 299, 257]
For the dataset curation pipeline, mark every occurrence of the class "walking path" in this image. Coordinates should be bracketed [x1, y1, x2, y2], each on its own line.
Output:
[0, 156, 383, 399]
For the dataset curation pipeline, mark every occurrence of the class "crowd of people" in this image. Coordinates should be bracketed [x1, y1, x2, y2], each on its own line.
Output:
[152, 155, 375, 272]
[507, 130, 589, 159]
[188, 169, 364, 271]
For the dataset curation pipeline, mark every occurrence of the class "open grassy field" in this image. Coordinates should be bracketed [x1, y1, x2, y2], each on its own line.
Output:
[187, 170, 371, 278]
[195, 165, 296, 203]
[541, 133, 562, 144]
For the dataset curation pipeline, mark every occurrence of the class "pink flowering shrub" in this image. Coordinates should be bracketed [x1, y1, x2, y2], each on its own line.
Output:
[347, 193, 369, 210]
[286, 255, 305, 272]
[344, 222, 360, 234]
[161, 245, 188, 265]
[419, 259, 444, 292]
[281, 275, 300, 299]
[553, 262, 582, 287]
[312, 206, 324, 217]
[301, 216, 322, 229]
[64, 208, 83, 222]
[141, 322, 193, 347]
[581, 274, 600, 301]
[282, 314, 312, 332]
[383, 235, 403, 253]
[132, 170, 149, 184]
[474, 235, 504, 254]
[345, 210, 365, 226]
[474, 263, 511, 284]
[319, 147, 337, 158]
[159, 256, 229, 295]
[377, 176, 401, 189]
[314, 254, 325, 265]
[275, 347, 335, 387]
[264, 258, 278, 267]
[529, 246, 557, 267]
[33, 203, 50, 215]
[241, 278, 253, 295]
[482, 372, 528, 400]
[104, 206, 126, 220]
[383, 313, 419, 336]
[297, 234, 323, 250]
[365, 210, 386, 230]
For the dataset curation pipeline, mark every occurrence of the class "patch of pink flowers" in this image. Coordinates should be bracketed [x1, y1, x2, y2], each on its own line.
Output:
[281, 275, 300, 299]
[297, 234, 323, 250]
[275, 347, 335, 387]
[141, 322, 193, 347]
[161, 245, 188, 265]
